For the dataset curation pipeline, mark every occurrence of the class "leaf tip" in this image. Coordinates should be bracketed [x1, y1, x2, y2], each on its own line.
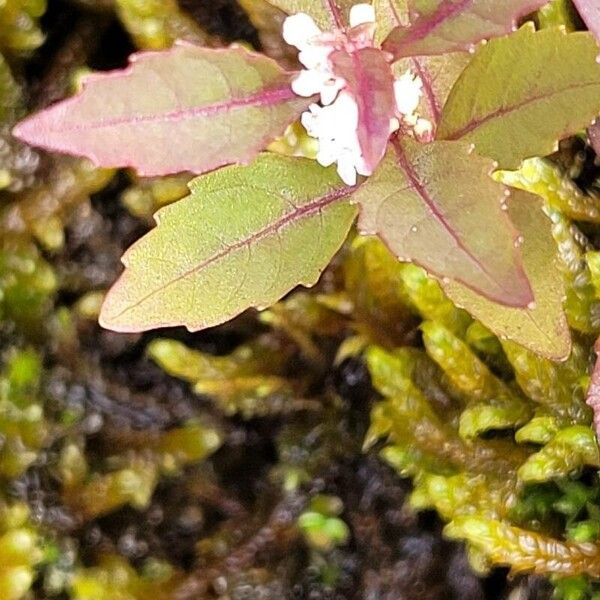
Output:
[98, 278, 141, 334]
[11, 115, 38, 146]
[12, 102, 73, 157]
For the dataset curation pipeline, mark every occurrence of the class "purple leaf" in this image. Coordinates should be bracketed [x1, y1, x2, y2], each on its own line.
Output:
[573, 0, 600, 41]
[587, 337, 600, 440]
[353, 135, 534, 307]
[330, 47, 397, 172]
[590, 119, 600, 156]
[382, 0, 549, 58]
[13, 43, 310, 177]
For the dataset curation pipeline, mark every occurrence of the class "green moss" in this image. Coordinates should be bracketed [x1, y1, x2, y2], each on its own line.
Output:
[0, 502, 42, 599]
[115, 0, 209, 49]
[348, 154, 600, 593]
[0, 0, 46, 56]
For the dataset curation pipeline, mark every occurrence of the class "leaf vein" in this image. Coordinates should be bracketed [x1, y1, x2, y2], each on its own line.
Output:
[113, 185, 353, 319]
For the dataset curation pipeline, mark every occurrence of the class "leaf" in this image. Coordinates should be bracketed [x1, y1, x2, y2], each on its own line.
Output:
[380, 0, 470, 130]
[329, 47, 396, 171]
[382, 0, 549, 58]
[443, 190, 571, 361]
[572, 0, 600, 42]
[397, 262, 472, 336]
[12, 44, 310, 177]
[502, 339, 588, 418]
[0, 53, 21, 123]
[590, 119, 600, 157]
[411, 472, 516, 521]
[586, 338, 600, 440]
[353, 136, 533, 308]
[437, 27, 600, 169]
[366, 345, 529, 474]
[497, 157, 600, 224]
[99, 154, 357, 332]
[373, 0, 409, 44]
[515, 415, 561, 445]
[394, 52, 470, 130]
[265, 0, 362, 29]
[496, 160, 600, 335]
[341, 237, 419, 347]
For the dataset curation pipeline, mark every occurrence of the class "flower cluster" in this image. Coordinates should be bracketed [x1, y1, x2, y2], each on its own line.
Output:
[283, 4, 430, 185]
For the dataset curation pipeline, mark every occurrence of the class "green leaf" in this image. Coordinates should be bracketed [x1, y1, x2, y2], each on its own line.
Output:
[353, 136, 533, 308]
[373, 0, 409, 44]
[443, 190, 571, 361]
[265, 0, 362, 28]
[100, 154, 356, 332]
[411, 472, 515, 521]
[515, 415, 561, 444]
[438, 26, 600, 168]
[341, 237, 417, 347]
[398, 262, 472, 336]
[497, 158, 600, 224]
[502, 340, 588, 419]
[0, 53, 21, 123]
[496, 162, 600, 335]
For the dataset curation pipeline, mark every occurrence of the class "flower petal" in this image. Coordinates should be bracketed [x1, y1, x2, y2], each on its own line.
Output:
[349, 3, 376, 28]
[282, 13, 322, 50]
[394, 71, 423, 116]
[291, 69, 331, 97]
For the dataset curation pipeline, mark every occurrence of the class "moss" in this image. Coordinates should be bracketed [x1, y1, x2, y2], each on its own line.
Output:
[361, 156, 600, 594]
[0, 0, 46, 57]
[115, 0, 210, 50]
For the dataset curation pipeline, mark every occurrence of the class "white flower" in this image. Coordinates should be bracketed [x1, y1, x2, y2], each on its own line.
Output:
[282, 13, 332, 73]
[301, 91, 368, 186]
[283, 3, 377, 105]
[394, 71, 422, 116]
[349, 3, 376, 27]
[283, 4, 429, 183]
[283, 5, 378, 184]
[281, 12, 322, 50]
[394, 70, 433, 140]
[291, 69, 344, 105]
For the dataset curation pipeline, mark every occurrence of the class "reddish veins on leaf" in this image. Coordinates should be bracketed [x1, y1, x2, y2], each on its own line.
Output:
[587, 338, 600, 440]
[329, 47, 397, 172]
[13, 43, 310, 177]
[354, 136, 534, 308]
[382, 0, 550, 58]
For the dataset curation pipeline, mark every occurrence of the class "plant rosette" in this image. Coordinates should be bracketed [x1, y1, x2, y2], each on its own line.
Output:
[14, 0, 600, 366]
